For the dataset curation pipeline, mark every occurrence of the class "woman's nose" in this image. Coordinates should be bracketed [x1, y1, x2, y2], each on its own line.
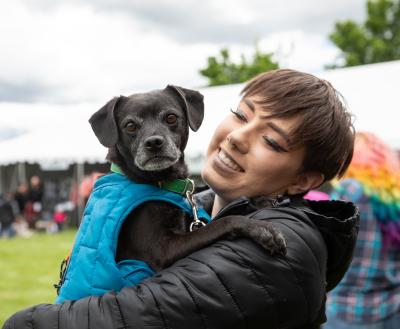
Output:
[226, 130, 249, 154]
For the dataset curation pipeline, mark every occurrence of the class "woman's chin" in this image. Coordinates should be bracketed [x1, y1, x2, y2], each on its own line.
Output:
[203, 153, 247, 200]
[202, 169, 234, 200]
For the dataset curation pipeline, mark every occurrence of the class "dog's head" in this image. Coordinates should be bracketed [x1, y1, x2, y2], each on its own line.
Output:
[89, 85, 204, 180]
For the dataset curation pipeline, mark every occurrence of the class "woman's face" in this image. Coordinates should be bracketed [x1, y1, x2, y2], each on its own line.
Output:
[202, 96, 308, 201]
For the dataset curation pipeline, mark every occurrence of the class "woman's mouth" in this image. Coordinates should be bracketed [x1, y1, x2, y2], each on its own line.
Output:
[217, 149, 244, 172]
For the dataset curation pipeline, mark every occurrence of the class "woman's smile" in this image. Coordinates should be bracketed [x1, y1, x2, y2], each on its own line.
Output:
[214, 148, 244, 174]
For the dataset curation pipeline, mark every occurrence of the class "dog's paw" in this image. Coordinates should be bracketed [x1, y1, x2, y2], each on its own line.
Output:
[247, 222, 287, 256]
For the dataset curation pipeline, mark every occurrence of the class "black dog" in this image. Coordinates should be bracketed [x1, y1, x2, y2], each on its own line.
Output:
[89, 85, 286, 272]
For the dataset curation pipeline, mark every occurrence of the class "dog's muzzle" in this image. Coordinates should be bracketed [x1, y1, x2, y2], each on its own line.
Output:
[134, 136, 181, 172]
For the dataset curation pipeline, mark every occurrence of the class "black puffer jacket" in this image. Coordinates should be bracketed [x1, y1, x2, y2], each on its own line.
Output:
[3, 192, 359, 329]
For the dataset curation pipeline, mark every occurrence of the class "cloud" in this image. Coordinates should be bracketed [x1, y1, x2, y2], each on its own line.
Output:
[0, 79, 55, 102]
[258, 31, 342, 73]
[0, 127, 27, 141]
[20, 0, 366, 44]
[0, 1, 214, 103]
[0, 0, 366, 104]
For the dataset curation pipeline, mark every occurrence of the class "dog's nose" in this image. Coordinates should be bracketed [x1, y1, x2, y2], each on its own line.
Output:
[145, 136, 165, 150]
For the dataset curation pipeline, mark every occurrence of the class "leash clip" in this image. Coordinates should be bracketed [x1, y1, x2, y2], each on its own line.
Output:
[53, 256, 70, 295]
[185, 180, 206, 232]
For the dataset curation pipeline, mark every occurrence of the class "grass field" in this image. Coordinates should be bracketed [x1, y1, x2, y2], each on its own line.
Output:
[0, 229, 76, 325]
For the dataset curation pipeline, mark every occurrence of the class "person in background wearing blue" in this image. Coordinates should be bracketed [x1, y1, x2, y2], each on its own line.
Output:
[325, 132, 400, 329]
[3, 69, 358, 329]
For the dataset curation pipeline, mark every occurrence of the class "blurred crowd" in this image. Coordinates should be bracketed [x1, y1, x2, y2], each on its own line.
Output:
[0, 172, 104, 239]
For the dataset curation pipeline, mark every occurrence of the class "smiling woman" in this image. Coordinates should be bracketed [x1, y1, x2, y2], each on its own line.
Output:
[203, 98, 307, 206]
[3, 69, 358, 329]
[203, 69, 353, 211]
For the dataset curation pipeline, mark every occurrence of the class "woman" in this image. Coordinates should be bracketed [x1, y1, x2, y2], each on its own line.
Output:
[326, 132, 400, 329]
[3, 69, 359, 329]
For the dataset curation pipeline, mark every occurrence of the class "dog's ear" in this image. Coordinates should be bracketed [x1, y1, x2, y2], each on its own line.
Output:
[166, 85, 204, 132]
[89, 96, 121, 147]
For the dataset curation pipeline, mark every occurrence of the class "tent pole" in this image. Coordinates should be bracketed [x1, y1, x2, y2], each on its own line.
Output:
[17, 162, 26, 184]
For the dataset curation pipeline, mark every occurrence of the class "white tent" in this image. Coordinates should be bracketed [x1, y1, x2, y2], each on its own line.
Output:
[0, 60, 399, 173]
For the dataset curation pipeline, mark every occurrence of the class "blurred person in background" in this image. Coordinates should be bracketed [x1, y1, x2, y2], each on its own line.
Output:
[0, 192, 17, 238]
[28, 176, 44, 209]
[325, 132, 400, 329]
[78, 172, 104, 206]
[52, 204, 67, 232]
[25, 175, 44, 229]
[14, 182, 29, 218]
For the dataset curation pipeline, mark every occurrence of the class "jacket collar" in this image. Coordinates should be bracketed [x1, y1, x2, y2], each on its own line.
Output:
[194, 186, 360, 292]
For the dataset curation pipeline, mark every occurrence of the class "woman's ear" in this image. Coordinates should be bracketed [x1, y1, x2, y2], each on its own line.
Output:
[286, 172, 325, 195]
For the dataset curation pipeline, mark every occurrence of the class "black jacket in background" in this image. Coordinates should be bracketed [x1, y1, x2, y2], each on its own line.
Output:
[2, 191, 359, 329]
[0, 198, 15, 229]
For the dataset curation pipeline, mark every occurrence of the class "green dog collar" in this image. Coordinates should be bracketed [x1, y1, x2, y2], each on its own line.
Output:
[110, 163, 195, 195]
[159, 179, 195, 196]
[110, 162, 125, 176]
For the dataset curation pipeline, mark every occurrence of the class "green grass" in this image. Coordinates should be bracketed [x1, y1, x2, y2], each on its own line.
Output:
[0, 229, 76, 325]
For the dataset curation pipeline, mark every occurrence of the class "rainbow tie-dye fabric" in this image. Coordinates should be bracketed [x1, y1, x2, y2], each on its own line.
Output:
[333, 132, 400, 249]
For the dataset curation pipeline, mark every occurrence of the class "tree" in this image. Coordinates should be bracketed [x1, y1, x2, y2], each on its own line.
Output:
[199, 46, 279, 86]
[329, 0, 400, 68]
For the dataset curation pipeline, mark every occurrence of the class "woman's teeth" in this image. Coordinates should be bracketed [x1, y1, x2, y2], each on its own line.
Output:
[218, 150, 242, 172]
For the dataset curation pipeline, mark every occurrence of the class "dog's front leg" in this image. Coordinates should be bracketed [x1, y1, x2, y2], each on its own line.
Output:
[158, 216, 286, 270]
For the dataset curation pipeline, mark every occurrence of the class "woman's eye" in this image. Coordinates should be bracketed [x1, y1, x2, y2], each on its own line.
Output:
[166, 114, 178, 124]
[263, 136, 288, 153]
[125, 122, 136, 133]
[230, 108, 247, 122]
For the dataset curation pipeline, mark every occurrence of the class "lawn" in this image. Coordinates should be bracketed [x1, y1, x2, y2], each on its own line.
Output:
[0, 229, 76, 325]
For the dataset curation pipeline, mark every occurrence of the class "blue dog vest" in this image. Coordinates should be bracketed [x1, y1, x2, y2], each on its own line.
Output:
[56, 173, 211, 303]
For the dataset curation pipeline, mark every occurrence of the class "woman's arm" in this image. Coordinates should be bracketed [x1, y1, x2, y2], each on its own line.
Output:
[3, 229, 323, 329]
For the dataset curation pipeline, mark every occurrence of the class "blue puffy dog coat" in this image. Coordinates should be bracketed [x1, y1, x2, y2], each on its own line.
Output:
[56, 173, 211, 303]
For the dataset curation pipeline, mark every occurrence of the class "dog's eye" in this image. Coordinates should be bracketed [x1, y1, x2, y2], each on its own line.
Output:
[125, 122, 136, 133]
[166, 114, 178, 125]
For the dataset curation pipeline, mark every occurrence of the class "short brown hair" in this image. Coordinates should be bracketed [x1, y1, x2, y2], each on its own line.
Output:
[242, 69, 355, 182]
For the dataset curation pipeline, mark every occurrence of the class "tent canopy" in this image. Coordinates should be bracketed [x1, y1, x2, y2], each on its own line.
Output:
[1, 60, 399, 172]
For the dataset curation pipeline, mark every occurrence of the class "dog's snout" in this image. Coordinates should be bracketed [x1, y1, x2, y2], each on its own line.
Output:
[145, 136, 165, 150]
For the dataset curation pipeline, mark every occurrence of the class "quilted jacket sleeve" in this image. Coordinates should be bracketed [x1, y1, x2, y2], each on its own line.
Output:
[3, 226, 326, 329]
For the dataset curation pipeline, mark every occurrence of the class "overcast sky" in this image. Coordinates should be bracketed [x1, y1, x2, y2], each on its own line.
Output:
[0, 0, 367, 104]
